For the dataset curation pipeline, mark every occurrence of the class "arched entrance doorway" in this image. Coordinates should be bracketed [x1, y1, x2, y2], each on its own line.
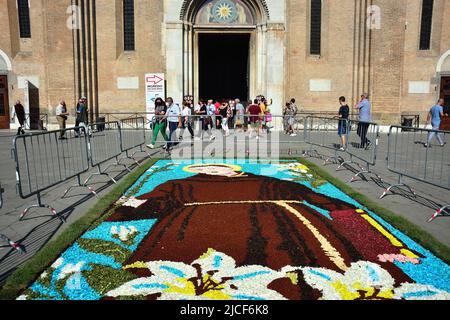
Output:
[0, 50, 12, 129]
[183, 0, 268, 104]
[437, 50, 450, 113]
[165, 0, 284, 114]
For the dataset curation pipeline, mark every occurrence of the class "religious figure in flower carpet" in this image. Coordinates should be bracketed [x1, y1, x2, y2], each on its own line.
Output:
[103, 164, 423, 300]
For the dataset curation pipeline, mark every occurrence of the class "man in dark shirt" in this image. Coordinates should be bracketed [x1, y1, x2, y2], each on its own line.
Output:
[337, 96, 350, 151]
[12, 100, 26, 135]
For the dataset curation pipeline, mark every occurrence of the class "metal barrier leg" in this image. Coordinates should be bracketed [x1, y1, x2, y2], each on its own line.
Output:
[115, 156, 131, 173]
[337, 155, 353, 171]
[62, 175, 98, 199]
[84, 164, 118, 186]
[21, 193, 65, 223]
[428, 204, 450, 223]
[379, 175, 417, 199]
[140, 145, 152, 158]
[118, 151, 141, 168]
[323, 150, 340, 166]
[0, 234, 25, 253]
[349, 162, 370, 183]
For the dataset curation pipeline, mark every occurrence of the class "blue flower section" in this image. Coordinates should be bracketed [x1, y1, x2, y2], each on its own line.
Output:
[63, 274, 101, 301]
[29, 243, 121, 300]
[302, 201, 332, 220]
[30, 283, 64, 300]
[81, 219, 157, 251]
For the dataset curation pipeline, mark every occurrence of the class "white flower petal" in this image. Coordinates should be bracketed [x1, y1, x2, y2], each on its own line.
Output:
[342, 261, 395, 291]
[302, 267, 344, 300]
[122, 197, 147, 208]
[51, 257, 64, 269]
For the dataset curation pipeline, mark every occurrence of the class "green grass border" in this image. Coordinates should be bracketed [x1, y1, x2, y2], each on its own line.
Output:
[0, 159, 157, 300]
[1, 157, 449, 299]
[296, 157, 450, 264]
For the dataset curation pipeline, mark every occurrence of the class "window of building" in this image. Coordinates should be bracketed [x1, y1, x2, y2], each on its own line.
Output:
[310, 0, 322, 55]
[123, 0, 135, 51]
[17, 0, 31, 38]
[419, 0, 434, 50]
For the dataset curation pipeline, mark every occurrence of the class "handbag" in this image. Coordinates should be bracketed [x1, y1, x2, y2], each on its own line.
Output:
[265, 113, 273, 122]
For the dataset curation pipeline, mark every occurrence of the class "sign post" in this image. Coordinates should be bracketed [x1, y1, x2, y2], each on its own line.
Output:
[145, 73, 165, 129]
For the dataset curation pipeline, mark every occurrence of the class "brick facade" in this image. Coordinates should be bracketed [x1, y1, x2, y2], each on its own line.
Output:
[0, 0, 449, 126]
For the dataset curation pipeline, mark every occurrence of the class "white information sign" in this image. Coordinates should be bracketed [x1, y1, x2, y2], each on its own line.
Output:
[145, 73, 165, 114]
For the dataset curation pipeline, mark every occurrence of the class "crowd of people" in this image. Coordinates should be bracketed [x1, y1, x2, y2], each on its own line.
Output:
[8, 93, 447, 152]
[147, 95, 285, 151]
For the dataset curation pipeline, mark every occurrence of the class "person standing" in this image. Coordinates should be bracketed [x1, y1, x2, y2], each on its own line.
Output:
[75, 98, 88, 137]
[425, 98, 446, 147]
[165, 97, 182, 151]
[248, 99, 262, 140]
[206, 99, 217, 141]
[12, 100, 26, 135]
[180, 101, 195, 141]
[148, 97, 168, 149]
[228, 100, 236, 129]
[195, 100, 208, 140]
[284, 102, 296, 136]
[337, 96, 350, 151]
[235, 99, 245, 131]
[219, 101, 231, 137]
[355, 93, 372, 149]
[56, 100, 69, 140]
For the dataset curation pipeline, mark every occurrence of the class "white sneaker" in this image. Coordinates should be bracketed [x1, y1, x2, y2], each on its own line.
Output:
[290, 133, 297, 137]
[147, 144, 155, 149]
[256, 136, 260, 140]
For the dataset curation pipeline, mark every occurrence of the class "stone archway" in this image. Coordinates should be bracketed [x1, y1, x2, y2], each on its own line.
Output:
[0, 49, 12, 73]
[437, 49, 450, 74]
[163, 0, 285, 114]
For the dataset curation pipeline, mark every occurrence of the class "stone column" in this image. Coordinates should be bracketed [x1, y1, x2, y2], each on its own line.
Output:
[265, 23, 285, 116]
[165, 22, 184, 101]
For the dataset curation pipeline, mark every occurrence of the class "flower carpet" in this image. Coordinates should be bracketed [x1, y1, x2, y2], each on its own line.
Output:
[18, 160, 450, 300]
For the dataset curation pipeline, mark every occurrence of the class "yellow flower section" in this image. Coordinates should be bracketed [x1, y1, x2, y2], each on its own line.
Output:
[332, 281, 395, 300]
[360, 214, 403, 247]
[163, 277, 231, 300]
[123, 261, 147, 270]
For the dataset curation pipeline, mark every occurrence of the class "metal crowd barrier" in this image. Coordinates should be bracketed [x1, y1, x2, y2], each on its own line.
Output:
[12, 127, 91, 222]
[0, 181, 24, 253]
[13, 113, 49, 131]
[340, 119, 381, 183]
[304, 116, 381, 183]
[119, 117, 150, 166]
[0, 182, 23, 252]
[382, 126, 450, 222]
[66, 121, 124, 193]
[304, 116, 346, 165]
